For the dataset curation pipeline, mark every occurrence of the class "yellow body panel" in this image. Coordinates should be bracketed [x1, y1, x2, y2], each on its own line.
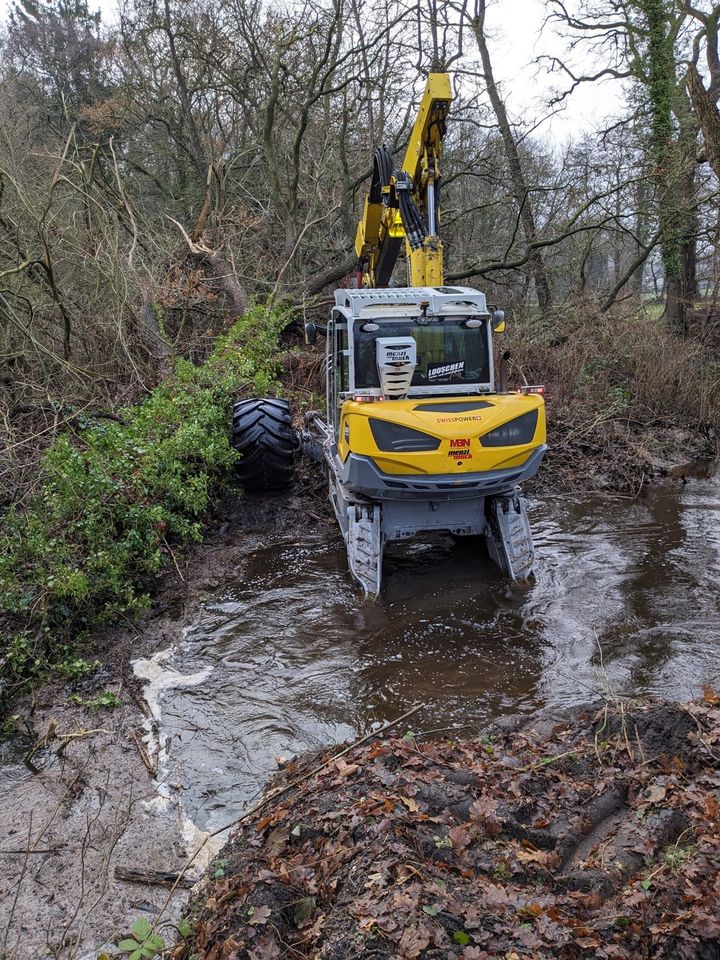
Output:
[401, 73, 452, 184]
[337, 394, 545, 476]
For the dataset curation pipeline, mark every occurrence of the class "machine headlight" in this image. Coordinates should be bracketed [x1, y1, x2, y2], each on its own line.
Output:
[480, 410, 538, 447]
[369, 419, 441, 452]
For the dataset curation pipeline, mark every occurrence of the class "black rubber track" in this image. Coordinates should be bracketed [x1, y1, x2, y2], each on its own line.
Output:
[231, 398, 295, 491]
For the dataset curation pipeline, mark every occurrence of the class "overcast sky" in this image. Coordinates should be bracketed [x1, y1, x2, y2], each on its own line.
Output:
[0, 0, 624, 141]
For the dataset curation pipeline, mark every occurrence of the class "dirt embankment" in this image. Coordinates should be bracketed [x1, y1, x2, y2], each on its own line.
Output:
[175, 697, 720, 960]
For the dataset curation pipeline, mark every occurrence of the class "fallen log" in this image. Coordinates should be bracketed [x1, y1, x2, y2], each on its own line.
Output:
[115, 867, 195, 889]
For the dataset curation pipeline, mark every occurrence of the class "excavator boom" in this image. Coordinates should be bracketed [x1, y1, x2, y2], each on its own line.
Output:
[354, 73, 452, 288]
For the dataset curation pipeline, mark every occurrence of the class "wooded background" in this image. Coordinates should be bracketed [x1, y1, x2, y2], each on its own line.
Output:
[1, 0, 719, 499]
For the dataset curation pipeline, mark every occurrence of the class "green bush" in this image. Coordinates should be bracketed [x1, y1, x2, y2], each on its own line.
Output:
[0, 303, 290, 694]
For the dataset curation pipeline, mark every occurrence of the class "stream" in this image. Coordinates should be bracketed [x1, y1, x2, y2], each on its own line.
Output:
[148, 473, 720, 836]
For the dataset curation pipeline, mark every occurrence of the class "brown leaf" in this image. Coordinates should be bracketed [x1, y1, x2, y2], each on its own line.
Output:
[518, 901, 543, 917]
[450, 825, 471, 849]
[482, 883, 512, 911]
[248, 939, 281, 960]
[691, 911, 720, 938]
[644, 784, 667, 804]
[334, 758, 359, 777]
[469, 796, 503, 836]
[249, 905, 271, 926]
[398, 923, 431, 958]
[516, 847, 549, 864]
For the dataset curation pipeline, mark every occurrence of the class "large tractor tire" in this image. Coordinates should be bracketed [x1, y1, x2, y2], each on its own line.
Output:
[232, 398, 295, 491]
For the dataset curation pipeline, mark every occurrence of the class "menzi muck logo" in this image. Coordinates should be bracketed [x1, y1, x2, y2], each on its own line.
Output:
[448, 437, 473, 460]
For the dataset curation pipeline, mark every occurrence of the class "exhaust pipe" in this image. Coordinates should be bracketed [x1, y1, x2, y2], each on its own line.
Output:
[498, 350, 512, 394]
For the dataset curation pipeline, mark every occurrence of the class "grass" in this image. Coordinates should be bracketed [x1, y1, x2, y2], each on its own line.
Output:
[0, 302, 291, 702]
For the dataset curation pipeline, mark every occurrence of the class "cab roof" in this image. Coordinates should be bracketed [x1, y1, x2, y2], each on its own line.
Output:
[334, 286, 488, 319]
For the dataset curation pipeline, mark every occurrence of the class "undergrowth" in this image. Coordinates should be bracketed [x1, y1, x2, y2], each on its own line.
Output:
[507, 301, 720, 489]
[0, 303, 291, 700]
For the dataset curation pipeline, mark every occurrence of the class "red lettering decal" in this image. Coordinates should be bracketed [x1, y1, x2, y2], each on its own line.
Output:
[450, 438, 471, 448]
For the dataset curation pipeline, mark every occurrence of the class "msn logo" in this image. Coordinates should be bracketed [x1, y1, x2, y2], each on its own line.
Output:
[450, 438, 471, 448]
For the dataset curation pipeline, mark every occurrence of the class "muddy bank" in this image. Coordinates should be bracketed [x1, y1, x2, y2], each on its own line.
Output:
[535, 419, 717, 495]
[175, 696, 720, 960]
[0, 481, 332, 960]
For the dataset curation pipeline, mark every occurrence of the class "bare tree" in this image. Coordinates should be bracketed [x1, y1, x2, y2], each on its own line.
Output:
[467, 0, 552, 311]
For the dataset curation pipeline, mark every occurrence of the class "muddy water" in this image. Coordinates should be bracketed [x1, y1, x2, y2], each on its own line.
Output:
[153, 476, 720, 835]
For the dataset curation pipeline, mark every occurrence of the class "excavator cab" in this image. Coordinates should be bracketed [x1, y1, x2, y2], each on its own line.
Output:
[302, 285, 546, 594]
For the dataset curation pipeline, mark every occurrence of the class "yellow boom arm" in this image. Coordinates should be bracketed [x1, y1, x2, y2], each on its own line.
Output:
[354, 73, 452, 288]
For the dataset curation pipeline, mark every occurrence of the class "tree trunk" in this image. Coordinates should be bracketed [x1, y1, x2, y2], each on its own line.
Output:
[470, 2, 552, 312]
[664, 277, 687, 335]
[687, 63, 720, 183]
[631, 177, 651, 297]
[639, 0, 692, 335]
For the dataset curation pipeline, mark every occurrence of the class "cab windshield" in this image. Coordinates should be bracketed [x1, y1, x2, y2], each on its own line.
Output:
[353, 317, 490, 388]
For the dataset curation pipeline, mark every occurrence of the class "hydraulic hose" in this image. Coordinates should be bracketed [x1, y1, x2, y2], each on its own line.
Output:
[369, 147, 429, 253]
[395, 170, 426, 249]
[370, 145, 394, 203]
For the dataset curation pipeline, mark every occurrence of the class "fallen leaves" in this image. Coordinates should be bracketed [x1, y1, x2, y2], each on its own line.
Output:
[468, 795, 503, 837]
[176, 698, 720, 960]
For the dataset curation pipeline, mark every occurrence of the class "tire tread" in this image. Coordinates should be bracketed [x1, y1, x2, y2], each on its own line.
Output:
[231, 398, 295, 491]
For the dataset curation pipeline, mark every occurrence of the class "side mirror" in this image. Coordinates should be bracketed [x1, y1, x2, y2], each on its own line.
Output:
[492, 309, 506, 334]
[305, 322, 318, 345]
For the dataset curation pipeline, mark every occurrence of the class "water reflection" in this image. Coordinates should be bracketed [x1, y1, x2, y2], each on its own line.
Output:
[157, 477, 720, 831]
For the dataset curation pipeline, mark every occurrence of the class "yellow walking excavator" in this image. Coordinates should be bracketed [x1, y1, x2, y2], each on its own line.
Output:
[231, 73, 547, 595]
